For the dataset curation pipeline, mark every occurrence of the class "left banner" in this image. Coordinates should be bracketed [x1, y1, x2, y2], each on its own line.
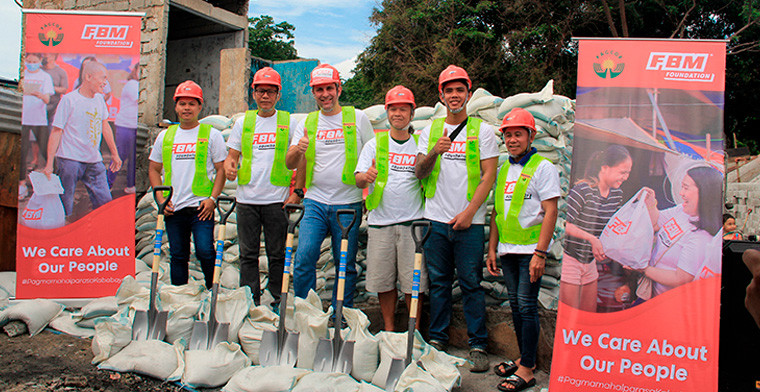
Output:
[17, 10, 142, 299]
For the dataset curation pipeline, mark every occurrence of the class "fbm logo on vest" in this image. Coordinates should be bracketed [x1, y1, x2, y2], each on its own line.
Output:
[81, 25, 133, 48]
[645, 52, 714, 82]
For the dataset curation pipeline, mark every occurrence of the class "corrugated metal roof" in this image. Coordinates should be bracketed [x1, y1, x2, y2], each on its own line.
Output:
[0, 86, 21, 135]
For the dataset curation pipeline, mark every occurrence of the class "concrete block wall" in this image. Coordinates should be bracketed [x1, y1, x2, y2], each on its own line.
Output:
[726, 182, 760, 237]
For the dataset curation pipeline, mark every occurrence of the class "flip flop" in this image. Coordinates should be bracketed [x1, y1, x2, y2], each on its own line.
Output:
[493, 360, 518, 377]
[497, 374, 536, 392]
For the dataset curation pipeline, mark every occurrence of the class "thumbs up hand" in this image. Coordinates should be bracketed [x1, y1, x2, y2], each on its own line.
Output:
[434, 127, 452, 155]
[365, 158, 378, 184]
[296, 134, 309, 154]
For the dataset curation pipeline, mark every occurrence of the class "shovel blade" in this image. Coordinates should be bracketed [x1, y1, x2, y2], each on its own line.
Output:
[188, 321, 209, 350]
[132, 309, 168, 341]
[385, 357, 406, 391]
[209, 322, 229, 349]
[313, 338, 334, 372]
[132, 310, 148, 340]
[281, 331, 300, 367]
[259, 329, 279, 366]
[334, 340, 355, 374]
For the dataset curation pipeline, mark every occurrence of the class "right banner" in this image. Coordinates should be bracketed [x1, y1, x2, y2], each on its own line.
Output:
[550, 39, 725, 392]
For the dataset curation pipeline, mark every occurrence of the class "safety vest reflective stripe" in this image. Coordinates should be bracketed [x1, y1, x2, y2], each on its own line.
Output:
[162, 124, 213, 197]
[304, 106, 358, 188]
[365, 131, 389, 211]
[494, 153, 547, 244]
[422, 117, 481, 201]
[238, 110, 292, 186]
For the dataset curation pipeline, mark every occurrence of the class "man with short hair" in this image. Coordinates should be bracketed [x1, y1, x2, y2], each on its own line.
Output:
[224, 67, 301, 307]
[43, 59, 121, 217]
[285, 63, 374, 310]
[148, 80, 226, 289]
[415, 65, 499, 372]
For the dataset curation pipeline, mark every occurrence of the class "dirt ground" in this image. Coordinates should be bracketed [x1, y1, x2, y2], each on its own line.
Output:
[0, 328, 549, 392]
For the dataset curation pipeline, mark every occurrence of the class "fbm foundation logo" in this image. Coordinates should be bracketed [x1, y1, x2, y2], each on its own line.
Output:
[646, 52, 714, 82]
[593, 50, 625, 79]
[38, 22, 64, 47]
[81, 24, 132, 49]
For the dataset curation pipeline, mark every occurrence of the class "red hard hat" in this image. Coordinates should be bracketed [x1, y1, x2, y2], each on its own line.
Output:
[438, 65, 472, 93]
[174, 80, 203, 103]
[309, 63, 341, 87]
[252, 67, 282, 89]
[499, 108, 536, 133]
[384, 85, 416, 110]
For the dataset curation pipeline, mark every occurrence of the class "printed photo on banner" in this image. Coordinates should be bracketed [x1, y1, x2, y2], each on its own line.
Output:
[18, 51, 139, 228]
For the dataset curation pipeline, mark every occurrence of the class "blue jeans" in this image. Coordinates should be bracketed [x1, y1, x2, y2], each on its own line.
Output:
[293, 199, 361, 308]
[500, 253, 542, 368]
[425, 220, 487, 349]
[55, 157, 112, 216]
[107, 125, 136, 188]
[164, 207, 215, 289]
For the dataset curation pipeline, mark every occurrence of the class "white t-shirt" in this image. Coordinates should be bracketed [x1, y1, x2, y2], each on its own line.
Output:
[227, 111, 291, 205]
[495, 157, 561, 255]
[355, 135, 424, 226]
[416, 119, 499, 224]
[115, 79, 138, 128]
[52, 90, 110, 163]
[290, 108, 375, 204]
[22, 70, 55, 126]
[149, 125, 227, 211]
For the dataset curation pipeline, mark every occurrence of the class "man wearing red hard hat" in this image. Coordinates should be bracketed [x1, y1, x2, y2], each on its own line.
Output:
[285, 63, 375, 311]
[355, 85, 426, 331]
[224, 67, 301, 308]
[414, 65, 499, 372]
[486, 108, 560, 391]
[148, 80, 227, 289]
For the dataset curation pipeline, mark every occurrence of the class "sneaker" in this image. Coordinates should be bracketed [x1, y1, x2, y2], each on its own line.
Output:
[428, 339, 447, 352]
[124, 186, 136, 194]
[468, 348, 489, 373]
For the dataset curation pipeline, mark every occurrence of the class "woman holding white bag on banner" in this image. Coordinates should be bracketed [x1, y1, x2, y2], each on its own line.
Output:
[559, 145, 633, 312]
[637, 165, 723, 300]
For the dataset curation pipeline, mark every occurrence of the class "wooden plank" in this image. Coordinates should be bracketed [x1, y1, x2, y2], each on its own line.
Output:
[0, 206, 16, 272]
[0, 131, 20, 209]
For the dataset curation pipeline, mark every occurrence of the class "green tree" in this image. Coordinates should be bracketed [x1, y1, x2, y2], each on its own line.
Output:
[248, 15, 298, 61]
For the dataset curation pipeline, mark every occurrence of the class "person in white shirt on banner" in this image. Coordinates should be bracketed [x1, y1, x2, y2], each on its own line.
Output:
[224, 67, 301, 308]
[415, 65, 499, 372]
[355, 85, 426, 331]
[107, 65, 139, 194]
[486, 108, 560, 392]
[285, 63, 375, 311]
[43, 59, 121, 218]
[20, 52, 55, 200]
[148, 80, 226, 289]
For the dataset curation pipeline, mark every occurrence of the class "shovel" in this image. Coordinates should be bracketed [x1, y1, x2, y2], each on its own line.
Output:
[260, 203, 305, 366]
[385, 220, 432, 390]
[313, 208, 357, 373]
[188, 195, 236, 350]
[132, 186, 172, 341]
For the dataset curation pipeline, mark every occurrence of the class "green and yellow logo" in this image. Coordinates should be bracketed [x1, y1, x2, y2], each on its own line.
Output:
[38, 22, 64, 47]
[593, 50, 624, 79]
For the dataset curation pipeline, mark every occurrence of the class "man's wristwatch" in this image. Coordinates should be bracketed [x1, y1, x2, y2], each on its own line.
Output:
[294, 188, 304, 198]
[209, 196, 217, 205]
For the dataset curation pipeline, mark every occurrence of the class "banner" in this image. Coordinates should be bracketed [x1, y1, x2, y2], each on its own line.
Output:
[550, 39, 725, 392]
[17, 10, 142, 299]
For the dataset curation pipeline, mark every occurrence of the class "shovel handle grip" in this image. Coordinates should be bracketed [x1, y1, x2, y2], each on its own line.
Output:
[153, 186, 173, 215]
[411, 220, 432, 253]
[285, 203, 305, 233]
[336, 209, 357, 239]
[216, 196, 236, 225]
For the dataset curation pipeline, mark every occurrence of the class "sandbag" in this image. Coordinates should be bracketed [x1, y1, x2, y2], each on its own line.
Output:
[220, 264, 241, 289]
[197, 286, 252, 343]
[0, 298, 64, 336]
[237, 305, 278, 365]
[291, 372, 360, 392]
[91, 311, 132, 364]
[417, 342, 464, 391]
[343, 307, 379, 382]
[394, 363, 447, 392]
[78, 296, 119, 319]
[99, 339, 184, 381]
[372, 330, 427, 389]
[200, 114, 234, 130]
[223, 365, 311, 392]
[294, 290, 330, 369]
[599, 189, 655, 270]
[0, 271, 16, 298]
[49, 311, 95, 338]
[182, 342, 251, 388]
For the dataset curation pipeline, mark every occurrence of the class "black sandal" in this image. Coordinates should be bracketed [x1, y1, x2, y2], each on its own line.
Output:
[497, 374, 536, 392]
[493, 360, 518, 377]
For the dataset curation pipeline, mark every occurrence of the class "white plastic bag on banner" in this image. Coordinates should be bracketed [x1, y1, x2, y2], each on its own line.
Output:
[600, 188, 654, 269]
[20, 172, 65, 229]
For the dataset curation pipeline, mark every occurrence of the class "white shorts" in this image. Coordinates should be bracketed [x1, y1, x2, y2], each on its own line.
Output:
[365, 224, 429, 294]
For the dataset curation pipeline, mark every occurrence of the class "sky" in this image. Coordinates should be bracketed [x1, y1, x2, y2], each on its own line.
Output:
[0, 0, 377, 81]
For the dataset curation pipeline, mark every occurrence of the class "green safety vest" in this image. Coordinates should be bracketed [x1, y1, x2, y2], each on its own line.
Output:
[238, 110, 293, 187]
[422, 117, 481, 201]
[162, 124, 213, 197]
[304, 106, 358, 188]
[494, 153, 547, 244]
[365, 131, 419, 210]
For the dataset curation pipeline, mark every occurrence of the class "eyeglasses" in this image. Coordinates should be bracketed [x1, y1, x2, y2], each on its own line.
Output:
[254, 88, 278, 96]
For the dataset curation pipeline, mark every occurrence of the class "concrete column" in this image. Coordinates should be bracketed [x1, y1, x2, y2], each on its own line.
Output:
[219, 47, 250, 117]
